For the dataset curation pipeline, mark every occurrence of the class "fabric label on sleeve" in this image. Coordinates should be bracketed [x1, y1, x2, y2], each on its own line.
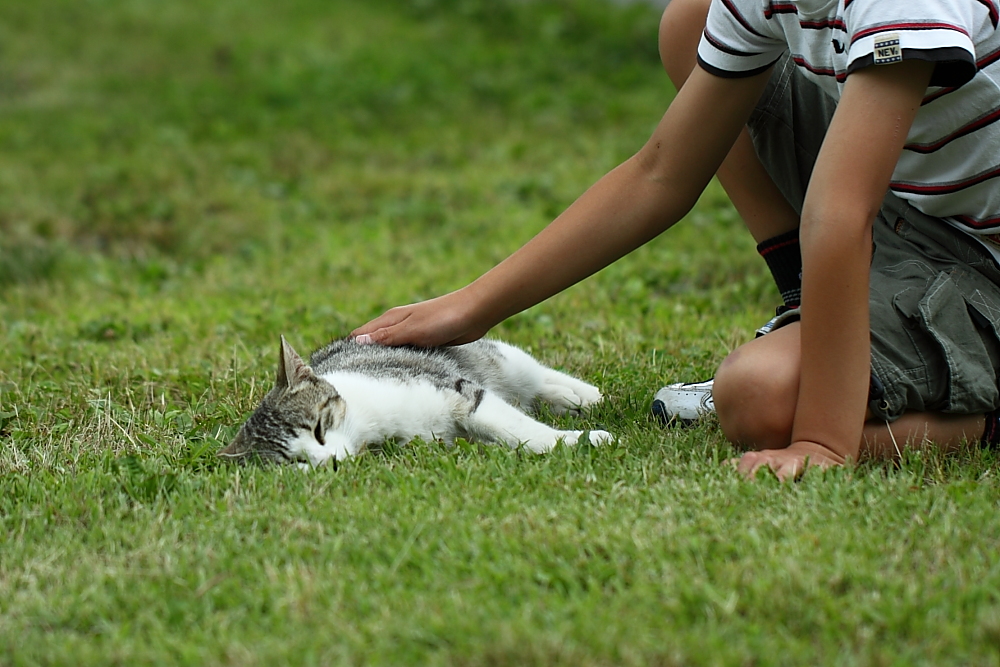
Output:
[873, 33, 902, 64]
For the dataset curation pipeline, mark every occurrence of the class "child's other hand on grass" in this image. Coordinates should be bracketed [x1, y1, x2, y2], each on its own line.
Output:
[733, 441, 846, 481]
[352, 289, 491, 348]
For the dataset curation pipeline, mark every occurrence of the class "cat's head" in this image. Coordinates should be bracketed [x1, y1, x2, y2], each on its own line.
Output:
[218, 336, 346, 467]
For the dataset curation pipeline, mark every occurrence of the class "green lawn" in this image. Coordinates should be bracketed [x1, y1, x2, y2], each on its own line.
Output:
[2, 0, 1000, 664]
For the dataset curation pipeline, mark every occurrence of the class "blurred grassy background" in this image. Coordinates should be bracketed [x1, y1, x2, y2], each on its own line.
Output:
[0, 0, 665, 277]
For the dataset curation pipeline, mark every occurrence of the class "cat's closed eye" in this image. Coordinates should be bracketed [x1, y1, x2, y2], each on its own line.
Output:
[313, 421, 325, 445]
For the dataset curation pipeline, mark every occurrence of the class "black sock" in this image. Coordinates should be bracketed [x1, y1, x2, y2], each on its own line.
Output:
[757, 229, 802, 308]
[982, 409, 1000, 449]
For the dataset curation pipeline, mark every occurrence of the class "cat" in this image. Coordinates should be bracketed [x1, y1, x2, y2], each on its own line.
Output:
[218, 336, 613, 467]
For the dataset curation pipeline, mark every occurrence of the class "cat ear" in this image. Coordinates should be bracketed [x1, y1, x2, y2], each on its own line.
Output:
[277, 336, 311, 389]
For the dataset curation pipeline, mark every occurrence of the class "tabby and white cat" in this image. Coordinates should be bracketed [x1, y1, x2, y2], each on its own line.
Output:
[218, 337, 612, 466]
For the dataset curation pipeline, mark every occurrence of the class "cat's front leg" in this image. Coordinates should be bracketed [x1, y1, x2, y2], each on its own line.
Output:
[465, 392, 613, 453]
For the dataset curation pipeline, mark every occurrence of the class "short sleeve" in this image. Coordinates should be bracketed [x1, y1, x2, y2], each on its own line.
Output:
[845, 0, 978, 87]
[697, 0, 787, 78]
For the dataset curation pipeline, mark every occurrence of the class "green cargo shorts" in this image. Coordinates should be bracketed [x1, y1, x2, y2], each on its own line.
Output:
[747, 54, 1000, 421]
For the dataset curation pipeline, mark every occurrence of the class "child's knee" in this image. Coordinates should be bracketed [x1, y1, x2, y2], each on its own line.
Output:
[714, 346, 798, 450]
[658, 0, 712, 84]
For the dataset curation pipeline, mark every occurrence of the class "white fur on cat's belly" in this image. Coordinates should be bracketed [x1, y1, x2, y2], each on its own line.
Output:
[309, 372, 465, 465]
[287, 370, 613, 467]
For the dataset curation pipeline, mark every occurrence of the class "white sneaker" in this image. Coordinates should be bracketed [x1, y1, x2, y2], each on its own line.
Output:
[651, 379, 715, 426]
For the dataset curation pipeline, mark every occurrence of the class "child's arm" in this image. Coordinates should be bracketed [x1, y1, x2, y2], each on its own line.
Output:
[737, 59, 933, 481]
[352, 66, 772, 348]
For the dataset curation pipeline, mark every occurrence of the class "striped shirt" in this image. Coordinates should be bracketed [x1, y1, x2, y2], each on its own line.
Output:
[697, 0, 1000, 257]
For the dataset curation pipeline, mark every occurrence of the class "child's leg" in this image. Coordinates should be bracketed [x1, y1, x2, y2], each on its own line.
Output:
[714, 323, 986, 456]
[658, 0, 799, 244]
[713, 323, 800, 449]
[860, 413, 985, 459]
[653, 2, 816, 425]
[660, 0, 835, 310]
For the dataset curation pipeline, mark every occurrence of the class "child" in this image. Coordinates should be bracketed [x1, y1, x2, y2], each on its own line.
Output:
[354, 0, 1000, 480]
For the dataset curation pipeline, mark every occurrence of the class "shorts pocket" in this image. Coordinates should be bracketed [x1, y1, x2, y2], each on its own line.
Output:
[892, 271, 1000, 414]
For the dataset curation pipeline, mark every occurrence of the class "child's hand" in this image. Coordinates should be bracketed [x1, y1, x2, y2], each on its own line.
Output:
[351, 289, 491, 348]
[733, 441, 846, 481]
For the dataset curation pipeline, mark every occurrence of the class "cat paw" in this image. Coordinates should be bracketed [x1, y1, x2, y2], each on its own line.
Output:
[584, 429, 613, 446]
[539, 373, 603, 415]
[527, 429, 613, 451]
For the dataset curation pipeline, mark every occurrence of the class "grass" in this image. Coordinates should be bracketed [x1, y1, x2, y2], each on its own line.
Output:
[2, 0, 1000, 664]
